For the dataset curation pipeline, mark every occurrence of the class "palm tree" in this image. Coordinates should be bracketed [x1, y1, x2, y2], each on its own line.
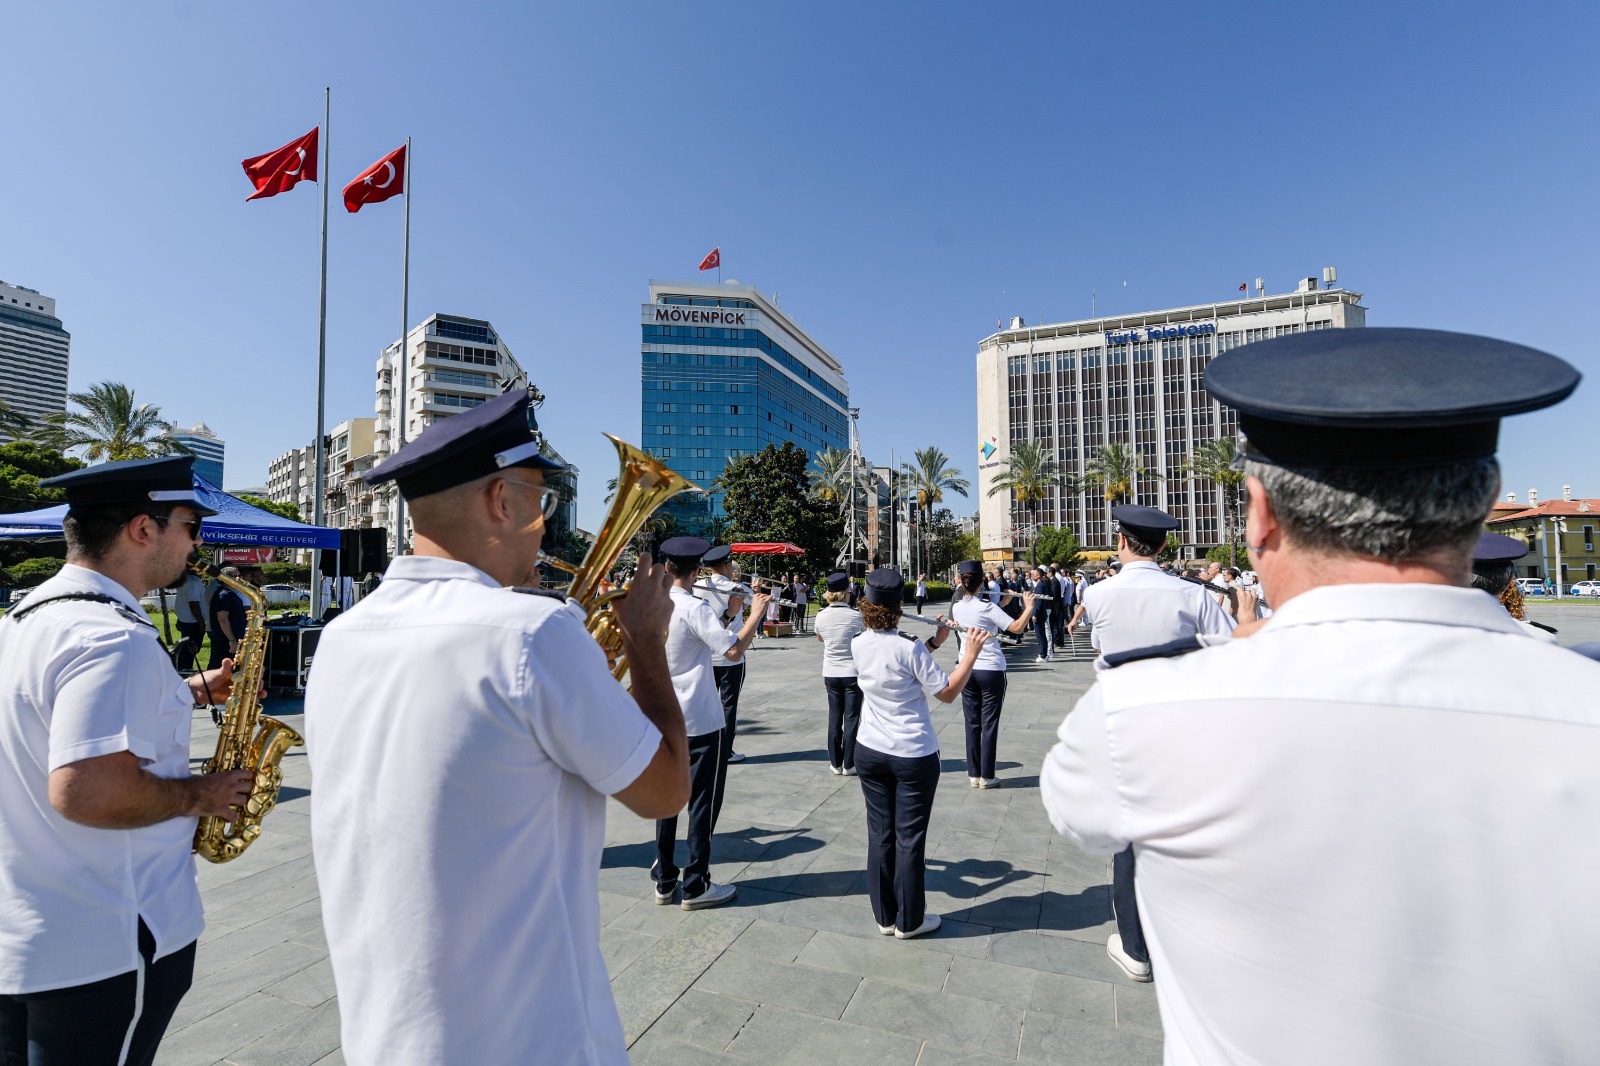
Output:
[899, 447, 970, 571]
[984, 440, 1063, 556]
[809, 445, 858, 514]
[39, 382, 186, 461]
[1080, 442, 1157, 504]
[0, 398, 30, 438]
[1179, 437, 1247, 567]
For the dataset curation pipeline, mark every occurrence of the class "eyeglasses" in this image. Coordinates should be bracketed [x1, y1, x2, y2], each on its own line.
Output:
[498, 479, 561, 521]
[150, 515, 203, 541]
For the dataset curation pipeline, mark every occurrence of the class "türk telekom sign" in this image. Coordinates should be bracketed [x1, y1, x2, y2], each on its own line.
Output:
[653, 307, 749, 326]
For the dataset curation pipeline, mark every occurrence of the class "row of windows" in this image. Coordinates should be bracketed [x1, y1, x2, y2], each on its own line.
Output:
[429, 367, 495, 388]
[431, 392, 487, 409]
[432, 319, 496, 344]
[653, 403, 746, 414]
[424, 341, 498, 367]
[652, 425, 750, 436]
[641, 327, 848, 407]
[657, 296, 758, 308]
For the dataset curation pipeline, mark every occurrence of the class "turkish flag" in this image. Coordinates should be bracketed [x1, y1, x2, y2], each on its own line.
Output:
[1238, 283, 1247, 291]
[698, 247, 720, 272]
[343, 144, 407, 213]
[242, 128, 319, 201]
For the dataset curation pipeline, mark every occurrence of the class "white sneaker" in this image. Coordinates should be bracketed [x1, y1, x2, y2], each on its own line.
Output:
[895, 914, 942, 940]
[654, 882, 677, 905]
[829, 764, 844, 776]
[969, 776, 981, 788]
[1107, 933, 1152, 982]
[876, 921, 895, 936]
[1035, 656, 1046, 663]
[682, 882, 737, 910]
[842, 767, 858, 777]
[979, 778, 1001, 789]
[726, 752, 747, 764]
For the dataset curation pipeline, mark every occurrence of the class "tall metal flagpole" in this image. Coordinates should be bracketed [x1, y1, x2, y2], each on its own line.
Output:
[393, 136, 412, 560]
[311, 87, 331, 621]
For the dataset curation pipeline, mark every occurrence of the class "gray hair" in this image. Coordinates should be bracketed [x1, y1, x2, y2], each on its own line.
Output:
[1244, 455, 1499, 562]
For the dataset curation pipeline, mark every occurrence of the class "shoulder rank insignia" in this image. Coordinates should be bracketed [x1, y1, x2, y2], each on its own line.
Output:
[8, 592, 154, 629]
[508, 586, 567, 602]
[898, 631, 920, 643]
[1102, 635, 1205, 669]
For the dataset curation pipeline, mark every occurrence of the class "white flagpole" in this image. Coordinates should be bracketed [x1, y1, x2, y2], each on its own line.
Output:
[311, 87, 331, 621]
[393, 137, 412, 560]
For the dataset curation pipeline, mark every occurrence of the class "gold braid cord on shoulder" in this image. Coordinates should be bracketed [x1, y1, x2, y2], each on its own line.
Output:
[1500, 580, 1526, 620]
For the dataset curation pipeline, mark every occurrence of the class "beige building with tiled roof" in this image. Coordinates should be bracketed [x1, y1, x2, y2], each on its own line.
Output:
[1485, 492, 1600, 586]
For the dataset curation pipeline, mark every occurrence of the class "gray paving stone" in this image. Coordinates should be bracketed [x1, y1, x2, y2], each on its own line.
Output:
[1031, 972, 1116, 1027]
[262, 958, 337, 1008]
[725, 1003, 923, 1065]
[1017, 1009, 1163, 1064]
[167, 941, 327, 1032]
[600, 926, 658, 977]
[694, 948, 862, 1018]
[226, 999, 342, 1066]
[645, 988, 758, 1051]
[793, 929, 955, 990]
[628, 1033, 741, 1064]
[1113, 984, 1162, 1036]
[611, 909, 753, 1045]
[943, 953, 1040, 1006]
[914, 1045, 1029, 1066]
[726, 917, 817, 962]
[988, 930, 1124, 984]
[154, 992, 308, 1066]
[841, 979, 1024, 1056]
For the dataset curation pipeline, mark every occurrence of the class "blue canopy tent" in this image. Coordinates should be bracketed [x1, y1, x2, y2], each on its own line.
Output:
[0, 475, 339, 550]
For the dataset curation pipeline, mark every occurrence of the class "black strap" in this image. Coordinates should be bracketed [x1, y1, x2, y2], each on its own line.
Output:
[1527, 619, 1558, 634]
[9, 592, 154, 629]
[508, 586, 566, 602]
[1102, 635, 1206, 669]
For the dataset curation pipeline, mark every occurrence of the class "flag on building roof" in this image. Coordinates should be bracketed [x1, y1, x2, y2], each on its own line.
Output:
[343, 144, 407, 213]
[242, 128, 319, 201]
[1239, 283, 1248, 291]
[698, 247, 720, 272]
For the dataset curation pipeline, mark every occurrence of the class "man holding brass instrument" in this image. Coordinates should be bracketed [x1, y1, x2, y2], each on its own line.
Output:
[306, 391, 691, 1065]
[0, 456, 253, 1066]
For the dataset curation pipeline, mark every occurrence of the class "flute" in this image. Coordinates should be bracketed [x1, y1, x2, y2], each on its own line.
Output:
[690, 582, 798, 608]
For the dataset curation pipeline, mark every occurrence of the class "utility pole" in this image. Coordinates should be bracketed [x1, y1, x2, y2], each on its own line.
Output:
[845, 407, 861, 571]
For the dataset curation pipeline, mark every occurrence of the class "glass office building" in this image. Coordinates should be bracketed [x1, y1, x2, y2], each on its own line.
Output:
[640, 280, 850, 538]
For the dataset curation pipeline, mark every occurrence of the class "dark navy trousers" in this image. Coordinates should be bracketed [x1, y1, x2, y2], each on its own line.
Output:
[961, 669, 1007, 780]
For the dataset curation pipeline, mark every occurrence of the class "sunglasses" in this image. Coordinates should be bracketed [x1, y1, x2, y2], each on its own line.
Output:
[151, 515, 204, 541]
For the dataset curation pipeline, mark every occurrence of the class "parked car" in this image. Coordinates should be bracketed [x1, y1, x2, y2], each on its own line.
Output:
[260, 583, 310, 606]
[1516, 578, 1548, 597]
[1569, 580, 1600, 597]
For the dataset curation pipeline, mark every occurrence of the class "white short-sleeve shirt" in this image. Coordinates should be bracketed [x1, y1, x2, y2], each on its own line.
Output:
[666, 586, 736, 737]
[1041, 583, 1600, 1064]
[0, 564, 202, 993]
[813, 603, 863, 677]
[952, 594, 1013, 672]
[850, 629, 948, 758]
[697, 573, 745, 667]
[305, 556, 662, 1066]
[1079, 559, 1234, 669]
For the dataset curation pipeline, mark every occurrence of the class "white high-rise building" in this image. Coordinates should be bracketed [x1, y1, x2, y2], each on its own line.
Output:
[0, 280, 70, 442]
[371, 314, 530, 537]
[975, 279, 1366, 557]
[265, 443, 317, 520]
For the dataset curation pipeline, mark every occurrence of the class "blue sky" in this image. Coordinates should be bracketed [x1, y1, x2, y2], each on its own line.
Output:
[5, 2, 1596, 532]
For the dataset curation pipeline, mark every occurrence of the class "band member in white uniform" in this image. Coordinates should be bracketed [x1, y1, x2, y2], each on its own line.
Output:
[305, 391, 693, 1065]
[1042, 328, 1600, 1064]
[851, 569, 986, 939]
[653, 537, 769, 910]
[697, 543, 750, 764]
[812, 571, 863, 775]
[948, 560, 1036, 788]
[1471, 531, 1558, 642]
[0, 457, 251, 1066]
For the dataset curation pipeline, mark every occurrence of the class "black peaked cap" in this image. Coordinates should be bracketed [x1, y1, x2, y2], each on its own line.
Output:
[363, 390, 564, 499]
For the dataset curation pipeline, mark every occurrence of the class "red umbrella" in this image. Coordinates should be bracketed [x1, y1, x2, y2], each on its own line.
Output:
[729, 542, 804, 556]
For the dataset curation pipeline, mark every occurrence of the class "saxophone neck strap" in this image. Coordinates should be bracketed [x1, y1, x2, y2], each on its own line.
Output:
[9, 592, 155, 629]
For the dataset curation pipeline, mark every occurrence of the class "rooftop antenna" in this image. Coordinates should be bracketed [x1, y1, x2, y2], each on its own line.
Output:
[1322, 266, 1338, 287]
[1255, 277, 1265, 297]
[1091, 291, 1096, 317]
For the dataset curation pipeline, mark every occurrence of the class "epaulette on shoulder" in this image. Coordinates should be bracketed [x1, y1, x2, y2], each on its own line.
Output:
[508, 586, 567, 602]
[899, 631, 919, 643]
[1102, 636, 1205, 669]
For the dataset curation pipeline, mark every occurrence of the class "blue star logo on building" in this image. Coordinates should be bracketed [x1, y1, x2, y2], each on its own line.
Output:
[980, 440, 996, 460]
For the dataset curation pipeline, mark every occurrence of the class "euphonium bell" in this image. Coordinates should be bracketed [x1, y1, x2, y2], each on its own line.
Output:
[540, 434, 700, 686]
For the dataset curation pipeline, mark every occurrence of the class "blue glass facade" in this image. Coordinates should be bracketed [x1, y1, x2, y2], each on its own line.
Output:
[640, 288, 849, 539]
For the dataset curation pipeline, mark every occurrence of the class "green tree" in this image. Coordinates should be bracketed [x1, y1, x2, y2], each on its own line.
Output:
[0, 441, 83, 515]
[809, 445, 861, 514]
[1031, 526, 1084, 569]
[984, 440, 1064, 550]
[1081, 442, 1157, 504]
[237, 494, 302, 522]
[8, 557, 65, 587]
[714, 443, 843, 575]
[0, 398, 31, 438]
[900, 447, 970, 571]
[948, 531, 980, 568]
[1178, 438, 1247, 568]
[38, 382, 187, 462]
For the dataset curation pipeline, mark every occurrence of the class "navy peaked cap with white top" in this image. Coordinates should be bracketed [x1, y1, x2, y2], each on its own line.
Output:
[864, 568, 905, 606]
[1473, 532, 1530, 567]
[42, 455, 216, 516]
[702, 544, 732, 565]
[659, 536, 710, 561]
[1204, 328, 1579, 469]
[362, 390, 563, 499]
[1111, 505, 1180, 536]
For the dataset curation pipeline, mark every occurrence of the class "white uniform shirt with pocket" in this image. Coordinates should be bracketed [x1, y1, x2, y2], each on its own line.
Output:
[850, 629, 948, 758]
[952, 594, 1013, 672]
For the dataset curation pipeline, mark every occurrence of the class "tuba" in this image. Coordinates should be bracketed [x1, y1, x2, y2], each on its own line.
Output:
[190, 560, 304, 863]
[538, 434, 700, 686]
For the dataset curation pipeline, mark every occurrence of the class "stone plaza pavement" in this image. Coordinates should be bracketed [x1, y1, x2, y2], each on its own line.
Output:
[153, 600, 1595, 1064]
[155, 623, 1156, 1066]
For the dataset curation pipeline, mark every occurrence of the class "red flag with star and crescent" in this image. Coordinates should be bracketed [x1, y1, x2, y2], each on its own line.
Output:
[698, 247, 720, 272]
[343, 144, 407, 213]
[241, 128, 319, 201]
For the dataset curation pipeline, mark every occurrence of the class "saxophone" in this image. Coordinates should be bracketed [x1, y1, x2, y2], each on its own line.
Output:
[189, 560, 304, 863]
